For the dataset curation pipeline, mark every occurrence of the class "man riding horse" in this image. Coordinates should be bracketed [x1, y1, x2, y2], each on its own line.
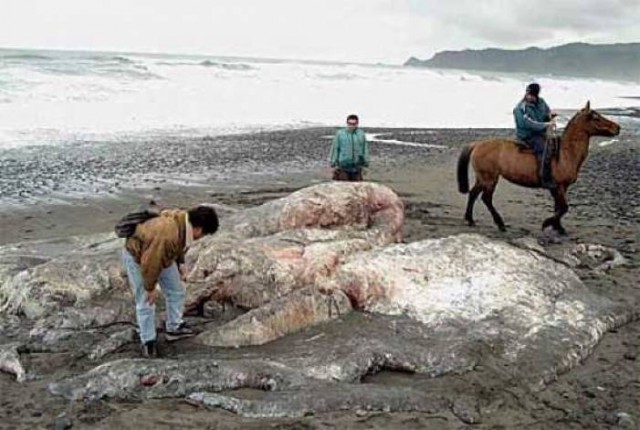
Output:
[513, 83, 558, 189]
[458, 100, 620, 234]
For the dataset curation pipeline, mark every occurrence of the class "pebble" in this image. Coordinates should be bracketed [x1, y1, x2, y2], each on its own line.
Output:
[616, 412, 635, 429]
[452, 398, 481, 424]
[54, 413, 73, 430]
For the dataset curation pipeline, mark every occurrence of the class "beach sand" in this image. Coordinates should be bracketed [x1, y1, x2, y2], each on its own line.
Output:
[1, 126, 638, 429]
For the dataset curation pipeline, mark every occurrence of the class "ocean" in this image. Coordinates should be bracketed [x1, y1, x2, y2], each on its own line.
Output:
[0, 48, 639, 149]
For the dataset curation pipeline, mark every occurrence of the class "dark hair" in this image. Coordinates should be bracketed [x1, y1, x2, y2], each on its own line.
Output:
[188, 206, 219, 235]
[346, 114, 359, 122]
[526, 83, 541, 97]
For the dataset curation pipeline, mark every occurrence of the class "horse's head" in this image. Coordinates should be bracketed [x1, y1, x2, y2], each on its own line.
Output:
[576, 101, 621, 137]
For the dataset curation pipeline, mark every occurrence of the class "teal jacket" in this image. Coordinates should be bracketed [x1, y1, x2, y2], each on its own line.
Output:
[513, 97, 551, 141]
[330, 128, 369, 172]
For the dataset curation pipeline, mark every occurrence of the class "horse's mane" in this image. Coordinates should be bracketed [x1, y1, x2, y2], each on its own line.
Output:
[561, 109, 586, 139]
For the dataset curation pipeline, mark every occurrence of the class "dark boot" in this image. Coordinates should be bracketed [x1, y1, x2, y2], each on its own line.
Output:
[165, 322, 195, 342]
[538, 143, 557, 190]
[142, 340, 159, 358]
[540, 155, 556, 189]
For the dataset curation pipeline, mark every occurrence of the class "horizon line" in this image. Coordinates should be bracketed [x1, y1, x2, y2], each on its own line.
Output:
[0, 45, 397, 67]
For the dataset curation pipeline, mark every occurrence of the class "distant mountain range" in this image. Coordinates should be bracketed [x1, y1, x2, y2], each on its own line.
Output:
[405, 43, 640, 81]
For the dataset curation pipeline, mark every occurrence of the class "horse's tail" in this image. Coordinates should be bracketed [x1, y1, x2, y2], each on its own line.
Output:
[457, 144, 474, 194]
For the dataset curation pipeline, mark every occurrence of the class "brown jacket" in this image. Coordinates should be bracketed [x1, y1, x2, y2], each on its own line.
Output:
[125, 209, 187, 291]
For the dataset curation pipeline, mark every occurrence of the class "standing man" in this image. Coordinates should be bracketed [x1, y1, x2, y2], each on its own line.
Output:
[513, 83, 557, 189]
[330, 114, 369, 181]
[122, 205, 219, 357]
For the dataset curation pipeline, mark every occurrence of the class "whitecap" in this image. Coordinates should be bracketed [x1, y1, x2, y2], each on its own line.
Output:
[0, 50, 638, 148]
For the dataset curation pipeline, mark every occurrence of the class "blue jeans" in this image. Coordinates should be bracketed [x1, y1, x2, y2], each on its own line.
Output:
[525, 134, 556, 188]
[122, 250, 185, 344]
[526, 135, 546, 161]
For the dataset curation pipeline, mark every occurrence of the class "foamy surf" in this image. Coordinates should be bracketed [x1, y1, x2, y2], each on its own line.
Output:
[366, 133, 446, 148]
[1, 49, 639, 148]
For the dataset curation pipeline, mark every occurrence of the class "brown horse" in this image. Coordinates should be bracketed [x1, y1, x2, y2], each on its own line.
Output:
[457, 102, 621, 234]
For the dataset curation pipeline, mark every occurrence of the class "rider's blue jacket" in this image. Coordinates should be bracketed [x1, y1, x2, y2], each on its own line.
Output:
[514, 97, 551, 141]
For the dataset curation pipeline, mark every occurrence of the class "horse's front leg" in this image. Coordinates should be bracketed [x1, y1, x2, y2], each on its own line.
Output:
[554, 186, 569, 234]
[542, 186, 568, 235]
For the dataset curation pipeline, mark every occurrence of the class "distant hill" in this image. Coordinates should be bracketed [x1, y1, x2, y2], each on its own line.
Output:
[405, 43, 640, 81]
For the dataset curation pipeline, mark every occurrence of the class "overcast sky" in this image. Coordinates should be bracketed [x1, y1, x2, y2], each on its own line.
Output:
[1, 0, 639, 63]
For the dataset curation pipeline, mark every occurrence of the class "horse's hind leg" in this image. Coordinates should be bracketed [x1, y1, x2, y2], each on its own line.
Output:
[464, 182, 483, 226]
[481, 182, 506, 232]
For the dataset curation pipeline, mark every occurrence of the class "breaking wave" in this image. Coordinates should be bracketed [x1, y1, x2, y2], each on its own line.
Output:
[199, 60, 254, 70]
[0, 48, 638, 148]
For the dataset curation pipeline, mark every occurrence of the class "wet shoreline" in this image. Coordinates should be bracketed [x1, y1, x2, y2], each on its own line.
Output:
[1, 127, 505, 244]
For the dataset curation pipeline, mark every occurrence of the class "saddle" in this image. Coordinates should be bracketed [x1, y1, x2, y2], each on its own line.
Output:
[514, 136, 562, 188]
[515, 136, 562, 161]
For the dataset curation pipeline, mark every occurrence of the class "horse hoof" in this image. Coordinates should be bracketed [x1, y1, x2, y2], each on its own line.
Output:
[498, 226, 507, 232]
[467, 220, 476, 227]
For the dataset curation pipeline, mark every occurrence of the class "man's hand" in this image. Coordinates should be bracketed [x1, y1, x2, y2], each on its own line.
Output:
[179, 264, 188, 282]
[146, 287, 158, 305]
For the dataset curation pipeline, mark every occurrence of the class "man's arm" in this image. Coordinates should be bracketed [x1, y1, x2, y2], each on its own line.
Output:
[176, 251, 188, 281]
[140, 237, 178, 291]
[522, 104, 549, 132]
[330, 133, 340, 167]
[361, 132, 369, 167]
[541, 99, 552, 122]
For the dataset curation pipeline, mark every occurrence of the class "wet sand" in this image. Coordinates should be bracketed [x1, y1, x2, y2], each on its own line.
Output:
[0, 127, 508, 244]
[1, 125, 639, 429]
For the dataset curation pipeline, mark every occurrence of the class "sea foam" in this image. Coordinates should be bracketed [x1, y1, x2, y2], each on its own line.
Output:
[0, 49, 638, 148]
